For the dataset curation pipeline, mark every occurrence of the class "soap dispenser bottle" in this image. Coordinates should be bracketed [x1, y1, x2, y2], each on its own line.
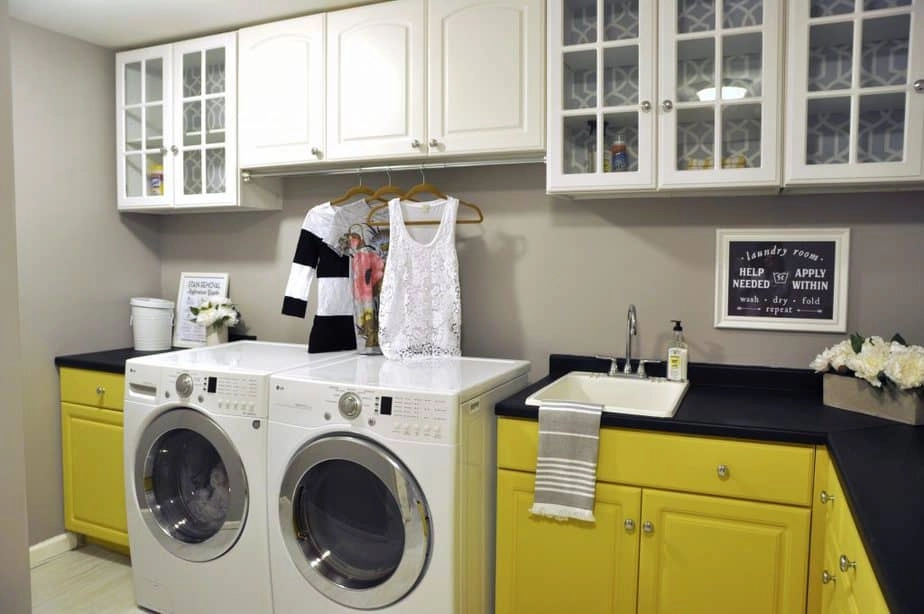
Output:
[667, 320, 688, 382]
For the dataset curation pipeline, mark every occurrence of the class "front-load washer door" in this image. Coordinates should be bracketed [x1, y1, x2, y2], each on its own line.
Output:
[134, 407, 248, 562]
[279, 434, 432, 610]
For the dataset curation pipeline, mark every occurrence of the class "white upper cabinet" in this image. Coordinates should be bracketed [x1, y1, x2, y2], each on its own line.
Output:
[326, 0, 427, 160]
[785, 0, 924, 186]
[427, 0, 545, 156]
[547, 0, 783, 195]
[238, 15, 326, 168]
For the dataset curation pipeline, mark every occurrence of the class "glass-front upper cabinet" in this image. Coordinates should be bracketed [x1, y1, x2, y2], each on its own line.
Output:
[116, 33, 237, 211]
[547, 1, 658, 193]
[786, 0, 924, 185]
[657, 0, 783, 189]
[116, 45, 173, 209]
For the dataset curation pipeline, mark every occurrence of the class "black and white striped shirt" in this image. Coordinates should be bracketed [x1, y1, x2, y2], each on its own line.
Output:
[282, 203, 356, 353]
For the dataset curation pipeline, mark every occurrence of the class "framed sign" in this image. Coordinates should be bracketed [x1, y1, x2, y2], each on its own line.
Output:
[715, 228, 850, 332]
[174, 272, 229, 347]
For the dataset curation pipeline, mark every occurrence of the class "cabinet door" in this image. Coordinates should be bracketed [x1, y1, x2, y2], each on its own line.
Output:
[116, 44, 173, 210]
[495, 469, 641, 614]
[548, 0, 658, 192]
[785, 0, 924, 185]
[238, 15, 326, 167]
[427, 0, 545, 156]
[326, 0, 426, 160]
[637, 489, 810, 614]
[172, 33, 238, 207]
[61, 403, 128, 547]
[658, 0, 783, 189]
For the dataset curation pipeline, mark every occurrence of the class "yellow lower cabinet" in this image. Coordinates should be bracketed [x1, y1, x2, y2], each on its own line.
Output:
[495, 469, 641, 614]
[637, 488, 811, 614]
[61, 402, 129, 547]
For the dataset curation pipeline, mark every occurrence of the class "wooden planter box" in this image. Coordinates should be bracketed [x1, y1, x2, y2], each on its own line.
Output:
[823, 373, 924, 425]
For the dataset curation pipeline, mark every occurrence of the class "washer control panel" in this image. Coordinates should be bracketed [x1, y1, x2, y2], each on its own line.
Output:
[163, 370, 264, 418]
[321, 385, 455, 442]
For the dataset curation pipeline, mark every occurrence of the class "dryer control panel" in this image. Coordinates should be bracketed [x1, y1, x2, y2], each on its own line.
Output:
[161, 369, 266, 418]
[320, 385, 457, 443]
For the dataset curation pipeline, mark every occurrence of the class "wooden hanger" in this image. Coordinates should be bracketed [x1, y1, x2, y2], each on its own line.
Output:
[331, 172, 374, 205]
[366, 170, 484, 227]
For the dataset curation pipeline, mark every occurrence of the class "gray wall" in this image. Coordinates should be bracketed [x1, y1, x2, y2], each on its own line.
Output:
[10, 20, 161, 544]
[0, 5, 31, 612]
[161, 165, 924, 379]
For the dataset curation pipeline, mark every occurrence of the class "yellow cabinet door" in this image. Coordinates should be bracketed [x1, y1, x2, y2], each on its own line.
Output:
[61, 402, 129, 547]
[637, 489, 811, 614]
[496, 469, 641, 614]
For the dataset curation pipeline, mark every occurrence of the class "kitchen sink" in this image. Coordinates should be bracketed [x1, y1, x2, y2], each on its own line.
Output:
[525, 371, 689, 418]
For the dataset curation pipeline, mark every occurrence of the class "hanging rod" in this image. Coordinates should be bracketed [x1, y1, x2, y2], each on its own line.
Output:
[240, 155, 546, 181]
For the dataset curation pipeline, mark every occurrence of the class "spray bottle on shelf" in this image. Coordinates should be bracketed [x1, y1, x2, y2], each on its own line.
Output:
[667, 320, 688, 382]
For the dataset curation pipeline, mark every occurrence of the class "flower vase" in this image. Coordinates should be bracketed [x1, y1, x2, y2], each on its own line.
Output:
[823, 373, 924, 425]
[206, 325, 228, 346]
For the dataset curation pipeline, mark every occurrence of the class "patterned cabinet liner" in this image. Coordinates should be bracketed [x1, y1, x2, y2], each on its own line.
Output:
[181, 58, 227, 195]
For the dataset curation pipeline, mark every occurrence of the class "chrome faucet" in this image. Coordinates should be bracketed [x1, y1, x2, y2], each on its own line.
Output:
[624, 304, 637, 374]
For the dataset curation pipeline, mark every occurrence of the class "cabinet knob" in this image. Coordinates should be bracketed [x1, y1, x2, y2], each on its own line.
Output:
[95, 386, 105, 395]
[822, 570, 836, 585]
[411, 139, 422, 149]
[640, 100, 651, 112]
[241, 170, 252, 183]
[429, 138, 441, 148]
[839, 554, 856, 572]
[717, 464, 730, 479]
[624, 519, 636, 532]
[662, 99, 673, 112]
[914, 79, 924, 93]
[820, 490, 835, 504]
[310, 147, 321, 157]
[642, 521, 654, 533]
[170, 145, 178, 155]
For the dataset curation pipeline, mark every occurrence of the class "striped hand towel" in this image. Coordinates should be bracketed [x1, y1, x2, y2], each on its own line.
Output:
[529, 400, 603, 522]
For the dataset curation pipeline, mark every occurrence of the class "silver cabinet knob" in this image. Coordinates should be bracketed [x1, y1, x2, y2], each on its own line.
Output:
[411, 139, 422, 149]
[662, 100, 673, 112]
[839, 554, 856, 572]
[642, 521, 654, 533]
[820, 490, 835, 504]
[624, 519, 636, 532]
[822, 570, 836, 585]
[310, 147, 321, 157]
[429, 138, 440, 147]
[717, 464, 729, 479]
[95, 385, 105, 395]
[170, 145, 178, 154]
[913, 79, 924, 92]
[640, 100, 651, 112]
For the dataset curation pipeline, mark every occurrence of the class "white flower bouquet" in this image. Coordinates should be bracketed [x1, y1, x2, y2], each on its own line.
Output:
[190, 295, 240, 329]
[811, 333, 924, 391]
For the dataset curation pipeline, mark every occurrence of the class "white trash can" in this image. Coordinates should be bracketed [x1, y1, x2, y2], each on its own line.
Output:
[130, 297, 175, 351]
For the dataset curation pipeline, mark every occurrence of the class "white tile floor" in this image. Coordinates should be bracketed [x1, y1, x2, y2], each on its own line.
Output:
[30, 544, 142, 613]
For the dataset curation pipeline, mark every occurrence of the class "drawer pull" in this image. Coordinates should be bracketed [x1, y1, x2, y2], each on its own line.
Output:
[95, 386, 106, 395]
[624, 519, 635, 532]
[839, 555, 856, 572]
[820, 490, 835, 504]
[822, 570, 836, 585]
[717, 464, 729, 479]
[642, 521, 654, 534]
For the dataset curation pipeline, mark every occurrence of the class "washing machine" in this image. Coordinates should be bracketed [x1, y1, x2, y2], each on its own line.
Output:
[123, 341, 354, 614]
[267, 354, 530, 613]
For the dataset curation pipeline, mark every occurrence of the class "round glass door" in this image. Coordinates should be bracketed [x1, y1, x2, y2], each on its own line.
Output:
[279, 434, 431, 610]
[134, 408, 248, 562]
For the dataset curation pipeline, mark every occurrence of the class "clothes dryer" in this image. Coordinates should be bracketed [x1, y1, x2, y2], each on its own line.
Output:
[123, 341, 353, 613]
[267, 355, 529, 613]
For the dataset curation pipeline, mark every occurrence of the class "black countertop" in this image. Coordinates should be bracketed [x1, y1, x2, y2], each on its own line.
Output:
[496, 355, 923, 614]
[54, 347, 173, 373]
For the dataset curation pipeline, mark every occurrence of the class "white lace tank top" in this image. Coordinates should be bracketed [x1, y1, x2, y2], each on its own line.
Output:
[379, 197, 461, 360]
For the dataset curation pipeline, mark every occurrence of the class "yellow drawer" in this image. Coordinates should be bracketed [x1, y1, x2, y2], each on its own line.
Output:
[60, 368, 125, 411]
[836, 498, 889, 613]
[498, 417, 815, 506]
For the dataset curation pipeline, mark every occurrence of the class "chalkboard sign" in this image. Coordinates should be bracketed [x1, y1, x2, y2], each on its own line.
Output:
[715, 229, 850, 332]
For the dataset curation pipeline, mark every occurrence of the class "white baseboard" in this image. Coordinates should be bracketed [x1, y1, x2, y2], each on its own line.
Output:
[29, 532, 81, 568]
